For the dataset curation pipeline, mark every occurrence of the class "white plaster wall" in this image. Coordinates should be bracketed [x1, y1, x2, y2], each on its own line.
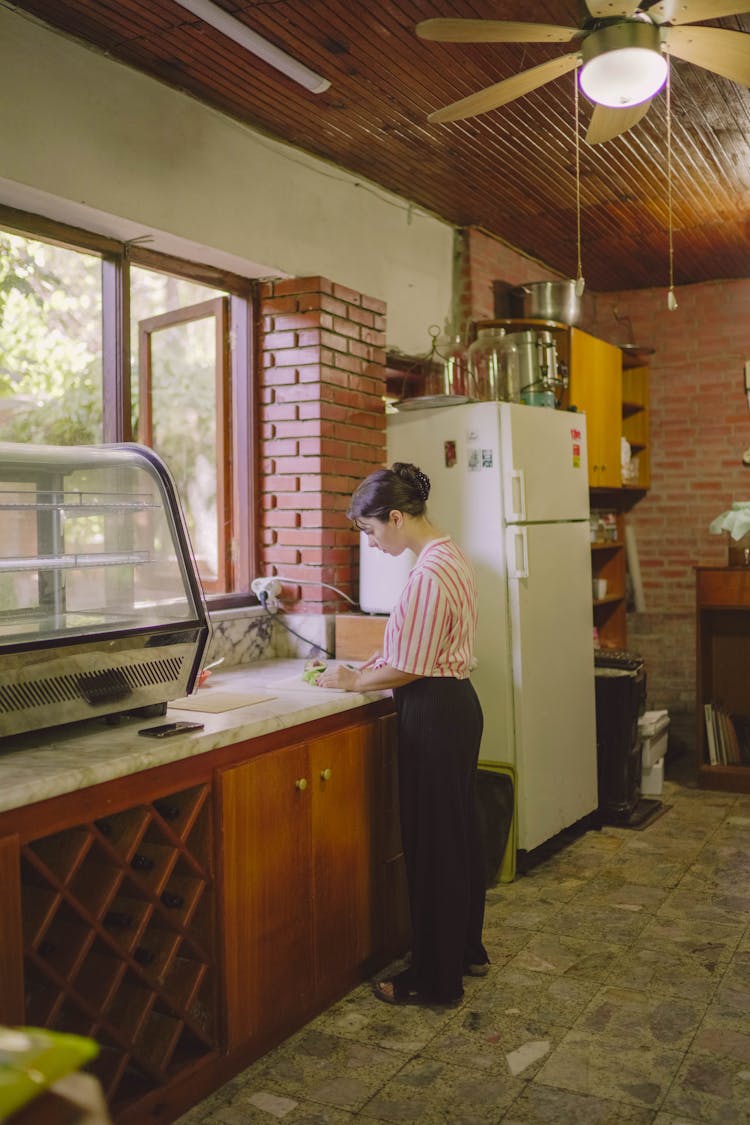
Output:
[0, 7, 454, 354]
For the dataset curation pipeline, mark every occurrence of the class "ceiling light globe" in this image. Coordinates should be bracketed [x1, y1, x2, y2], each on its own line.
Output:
[579, 21, 667, 109]
[580, 47, 668, 107]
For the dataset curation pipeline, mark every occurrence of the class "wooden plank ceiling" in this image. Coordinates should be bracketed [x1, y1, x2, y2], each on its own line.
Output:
[11, 0, 750, 291]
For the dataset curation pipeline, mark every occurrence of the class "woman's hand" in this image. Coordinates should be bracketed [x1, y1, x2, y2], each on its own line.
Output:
[316, 663, 361, 692]
[359, 649, 383, 670]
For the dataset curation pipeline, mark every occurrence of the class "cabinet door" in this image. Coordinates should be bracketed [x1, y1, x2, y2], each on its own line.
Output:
[219, 744, 314, 1047]
[308, 726, 378, 1002]
[569, 330, 623, 488]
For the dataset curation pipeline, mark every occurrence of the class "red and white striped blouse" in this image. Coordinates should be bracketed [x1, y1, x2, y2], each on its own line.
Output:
[382, 537, 478, 679]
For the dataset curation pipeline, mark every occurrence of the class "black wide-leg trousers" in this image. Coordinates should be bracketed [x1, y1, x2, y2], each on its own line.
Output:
[393, 675, 487, 1003]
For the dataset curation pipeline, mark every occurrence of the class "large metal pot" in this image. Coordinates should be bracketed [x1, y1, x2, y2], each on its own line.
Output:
[510, 280, 582, 326]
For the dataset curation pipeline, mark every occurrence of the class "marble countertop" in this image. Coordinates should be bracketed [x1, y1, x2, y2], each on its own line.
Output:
[0, 659, 388, 816]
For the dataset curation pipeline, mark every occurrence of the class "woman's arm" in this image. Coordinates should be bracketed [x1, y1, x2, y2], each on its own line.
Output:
[316, 662, 421, 692]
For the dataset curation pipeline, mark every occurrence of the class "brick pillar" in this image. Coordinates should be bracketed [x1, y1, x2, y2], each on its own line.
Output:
[259, 276, 387, 612]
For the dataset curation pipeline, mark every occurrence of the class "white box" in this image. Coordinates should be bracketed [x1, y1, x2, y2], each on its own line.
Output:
[641, 758, 664, 796]
[639, 710, 670, 769]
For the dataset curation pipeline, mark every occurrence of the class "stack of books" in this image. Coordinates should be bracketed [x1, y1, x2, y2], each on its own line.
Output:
[704, 703, 750, 766]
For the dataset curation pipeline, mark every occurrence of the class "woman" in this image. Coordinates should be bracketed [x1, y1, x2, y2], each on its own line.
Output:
[317, 461, 488, 1006]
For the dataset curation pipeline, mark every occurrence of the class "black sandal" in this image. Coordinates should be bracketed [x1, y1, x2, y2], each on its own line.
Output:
[372, 967, 421, 1006]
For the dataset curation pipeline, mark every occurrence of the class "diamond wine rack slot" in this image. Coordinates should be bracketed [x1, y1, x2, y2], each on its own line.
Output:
[20, 784, 218, 1113]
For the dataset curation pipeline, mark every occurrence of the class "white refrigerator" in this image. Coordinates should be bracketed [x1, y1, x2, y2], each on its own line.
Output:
[385, 401, 598, 853]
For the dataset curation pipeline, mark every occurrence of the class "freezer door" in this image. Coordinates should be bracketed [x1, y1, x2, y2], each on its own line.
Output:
[505, 518, 598, 852]
[499, 403, 589, 523]
[387, 403, 505, 547]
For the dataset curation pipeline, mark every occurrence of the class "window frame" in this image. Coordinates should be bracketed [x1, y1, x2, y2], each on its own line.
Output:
[0, 203, 259, 606]
[138, 296, 232, 594]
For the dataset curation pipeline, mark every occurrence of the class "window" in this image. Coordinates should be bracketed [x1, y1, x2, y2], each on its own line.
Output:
[0, 231, 103, 444]
[0, 207, 256, 600]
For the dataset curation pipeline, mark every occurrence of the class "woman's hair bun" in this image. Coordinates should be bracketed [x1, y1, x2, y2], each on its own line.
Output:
[392, 462, 431, 502]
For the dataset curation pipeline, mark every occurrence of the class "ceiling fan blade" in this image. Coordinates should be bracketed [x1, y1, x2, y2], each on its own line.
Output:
[428, 53, 580, 124]
[585, 1, 641, 17]
[416, 19, 580, 44]
[647, 1, 750, 24]
[585, 100, 653, 145]
[666, 26, 750, 88]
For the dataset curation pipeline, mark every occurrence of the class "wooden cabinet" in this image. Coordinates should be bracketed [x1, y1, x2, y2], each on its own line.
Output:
[696, 567, 750, 793]
[591, 511, 627, 650]
[568, 329, 623, 489]
[309, 726, 380, 1001]
[0, 701, 403, 1124]
[219, 719, 395, 1048]
[220, 742, 314, 1048]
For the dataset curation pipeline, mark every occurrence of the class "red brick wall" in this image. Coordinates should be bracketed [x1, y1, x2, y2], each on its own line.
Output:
[258, 276, 387, 612]
[584, 278, 750, 712]
[457, 226, 562, 326]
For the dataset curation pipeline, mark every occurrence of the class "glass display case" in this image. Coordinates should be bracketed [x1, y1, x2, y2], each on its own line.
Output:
[0, 441, 210, 738]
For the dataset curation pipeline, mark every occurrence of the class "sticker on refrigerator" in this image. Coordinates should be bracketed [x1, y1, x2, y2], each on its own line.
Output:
[444, 440, 457, 468]
[482, 448, 494, 468]
[570, 427, 582, 468]
[468, 447, 481, 472]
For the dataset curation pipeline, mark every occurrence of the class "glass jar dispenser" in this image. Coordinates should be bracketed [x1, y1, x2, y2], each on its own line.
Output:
[467, 327, 521, 402]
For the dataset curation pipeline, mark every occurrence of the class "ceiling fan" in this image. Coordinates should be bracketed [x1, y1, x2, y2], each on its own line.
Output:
[417, 1, 750, 144]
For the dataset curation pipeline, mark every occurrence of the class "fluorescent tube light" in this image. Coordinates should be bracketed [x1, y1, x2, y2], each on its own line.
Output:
[173, 0, 331, 94]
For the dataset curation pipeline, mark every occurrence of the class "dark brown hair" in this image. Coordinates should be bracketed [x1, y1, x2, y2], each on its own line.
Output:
[347, 462, 431, 523]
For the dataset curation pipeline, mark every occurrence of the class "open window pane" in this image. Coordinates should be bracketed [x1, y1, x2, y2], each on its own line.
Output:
[130, 269, 232, 594]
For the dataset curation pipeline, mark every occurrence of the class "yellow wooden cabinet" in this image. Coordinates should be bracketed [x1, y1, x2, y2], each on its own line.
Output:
[568, 329, 623, 489]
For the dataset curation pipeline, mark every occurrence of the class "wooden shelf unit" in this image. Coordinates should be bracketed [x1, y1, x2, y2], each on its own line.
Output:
[20, 784, 217, 1115]
[696, 567, 750, 792]
[591, 511, 627, 650]
[621, 364, 650, 490]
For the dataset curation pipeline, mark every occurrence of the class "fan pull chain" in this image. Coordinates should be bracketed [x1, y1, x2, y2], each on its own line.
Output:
[666, 48, 677, 312]
[574, 67, 585, 299]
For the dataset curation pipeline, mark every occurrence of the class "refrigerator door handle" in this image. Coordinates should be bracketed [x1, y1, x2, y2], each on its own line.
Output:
[506, 526, 529, 579]
[507, 469, 526, 522]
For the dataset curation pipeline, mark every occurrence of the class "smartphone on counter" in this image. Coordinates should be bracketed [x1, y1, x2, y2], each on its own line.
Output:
[138, 721, 204, 738]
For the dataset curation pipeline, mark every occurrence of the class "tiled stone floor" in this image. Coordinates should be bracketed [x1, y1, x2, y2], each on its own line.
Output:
[178, 779, 750, 1124]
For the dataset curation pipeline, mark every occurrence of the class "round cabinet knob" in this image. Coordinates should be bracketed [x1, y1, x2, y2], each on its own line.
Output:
[320, 768, 332, 781]
[295, 778, 308, 791]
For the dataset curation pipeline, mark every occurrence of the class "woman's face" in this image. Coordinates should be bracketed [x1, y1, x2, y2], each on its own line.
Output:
[356, 511, 406, 556]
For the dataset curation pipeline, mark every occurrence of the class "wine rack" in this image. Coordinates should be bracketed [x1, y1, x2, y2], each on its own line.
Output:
[19, 783, 218, 1115]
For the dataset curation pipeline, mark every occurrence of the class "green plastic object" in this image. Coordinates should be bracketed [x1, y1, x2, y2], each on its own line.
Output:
[0, 1026, 99, 1119]
[477, 761, 517, 883]
[301, 660, 327, 685]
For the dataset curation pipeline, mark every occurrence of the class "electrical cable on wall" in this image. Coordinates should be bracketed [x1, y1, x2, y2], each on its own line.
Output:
[274, 577, 358, 606]
[257, 591, 334, 658]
